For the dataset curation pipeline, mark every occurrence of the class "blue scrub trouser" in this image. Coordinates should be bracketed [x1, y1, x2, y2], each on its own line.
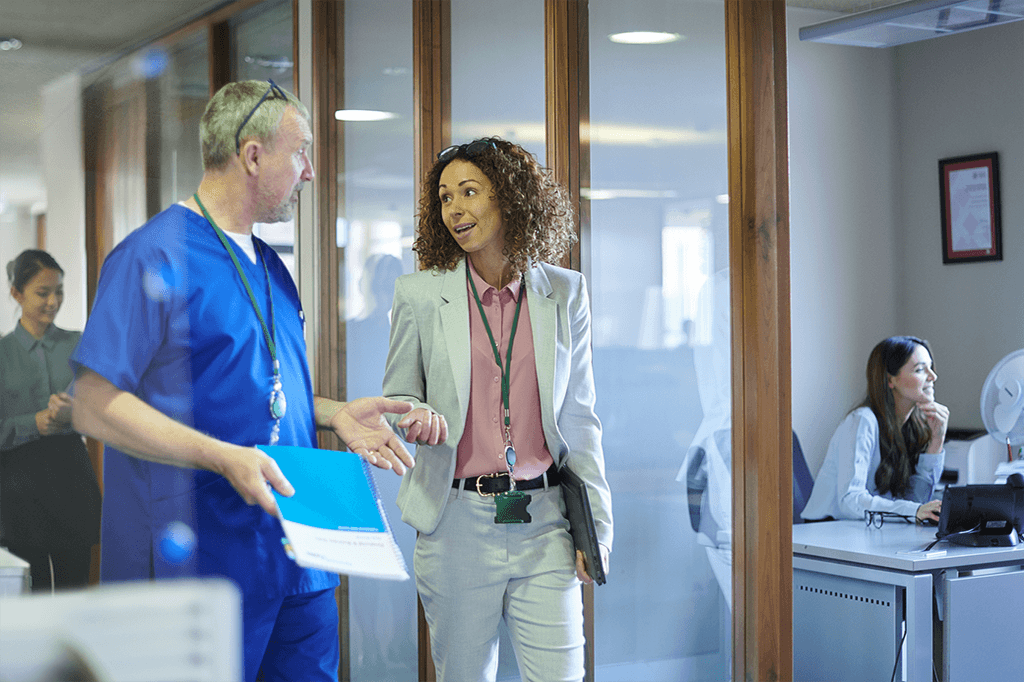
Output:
[245, 587, 339, 682]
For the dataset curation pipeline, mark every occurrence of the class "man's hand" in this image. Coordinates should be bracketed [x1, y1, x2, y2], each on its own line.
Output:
[326, 397, 415, 475]
[398, 407, 448, 446]
[213, 445, 295, 516]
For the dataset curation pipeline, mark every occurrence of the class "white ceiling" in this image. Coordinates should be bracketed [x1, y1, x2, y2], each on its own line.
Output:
[0, 0, 881, 218]
[0, 0, 225, 215]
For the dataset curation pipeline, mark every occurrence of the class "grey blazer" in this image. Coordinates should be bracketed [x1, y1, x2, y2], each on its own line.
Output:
[383, 258, 613, 550]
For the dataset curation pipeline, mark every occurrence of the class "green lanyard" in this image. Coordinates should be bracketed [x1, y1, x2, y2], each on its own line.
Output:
[466, 259, 525, 479]
[194, 194, 286, 443]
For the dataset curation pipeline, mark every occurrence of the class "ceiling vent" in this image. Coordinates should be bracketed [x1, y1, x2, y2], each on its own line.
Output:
[799, 0, 1024, 47]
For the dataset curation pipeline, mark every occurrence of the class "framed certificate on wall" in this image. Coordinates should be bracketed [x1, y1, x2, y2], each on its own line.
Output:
[939, 151, 1002, 264]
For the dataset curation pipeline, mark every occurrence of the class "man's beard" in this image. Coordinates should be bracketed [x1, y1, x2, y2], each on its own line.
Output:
[261, 185, 302, 224]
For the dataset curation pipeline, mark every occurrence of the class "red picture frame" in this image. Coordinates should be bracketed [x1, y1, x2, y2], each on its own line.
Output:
[939, 152, 1002, 264]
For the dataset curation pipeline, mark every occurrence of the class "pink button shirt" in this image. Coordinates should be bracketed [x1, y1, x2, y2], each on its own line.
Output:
[455, 260, 554, 480]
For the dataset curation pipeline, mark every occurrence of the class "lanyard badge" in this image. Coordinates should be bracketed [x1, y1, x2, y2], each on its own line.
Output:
[495, 439, 531, 523]
[466, 260, 533, 524]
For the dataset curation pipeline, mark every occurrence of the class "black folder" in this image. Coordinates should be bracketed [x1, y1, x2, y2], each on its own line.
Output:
[560, 465, 606, 585]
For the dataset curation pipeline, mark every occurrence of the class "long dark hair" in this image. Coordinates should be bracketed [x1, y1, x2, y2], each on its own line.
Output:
[7, 249, 63, 293]
[862, 335, 933, 497]
[413, 137, 576, 277]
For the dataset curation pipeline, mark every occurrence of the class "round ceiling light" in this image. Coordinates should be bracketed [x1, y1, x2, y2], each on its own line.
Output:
[608, 31, 682, 45]
[0, 38, 23, 51]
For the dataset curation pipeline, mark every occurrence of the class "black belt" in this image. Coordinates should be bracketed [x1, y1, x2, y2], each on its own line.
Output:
[453, 465, 561, 497]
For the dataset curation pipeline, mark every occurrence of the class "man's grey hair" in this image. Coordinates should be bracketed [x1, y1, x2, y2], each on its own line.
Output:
[200, 80, 310, 171]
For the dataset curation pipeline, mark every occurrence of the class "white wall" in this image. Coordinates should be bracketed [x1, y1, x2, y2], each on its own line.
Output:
[788, 7, 901, 474]
[2, 74, 85, 336]
[41, 71, 87, 332]
[0, 207, 38, 333]
[895, 22, 1024, 431]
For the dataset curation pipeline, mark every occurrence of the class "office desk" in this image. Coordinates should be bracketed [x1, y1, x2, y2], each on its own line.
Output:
[0, 547, 30, 596]
[793, 520, 1024, 682]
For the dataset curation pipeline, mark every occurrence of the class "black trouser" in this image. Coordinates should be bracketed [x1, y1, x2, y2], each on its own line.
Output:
[0, 434, 101, 591]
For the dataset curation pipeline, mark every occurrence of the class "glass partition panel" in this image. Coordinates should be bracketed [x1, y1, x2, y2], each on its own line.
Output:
[338, 2, 416, 681]
[588, 1, 731, 680]
[230, 0, 296, 276]
[451, 0, 546, 166]
[450, 2, 546, 678]
[231, 0, 295, 91]
[157, 29, 209, 210]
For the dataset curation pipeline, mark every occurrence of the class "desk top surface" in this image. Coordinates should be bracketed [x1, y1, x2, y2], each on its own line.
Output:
[792, 520, 1024, 572]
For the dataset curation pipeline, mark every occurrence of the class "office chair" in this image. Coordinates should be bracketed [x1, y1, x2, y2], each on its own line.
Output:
[687, 430, 814, 528]
[792, 432, 815, 524]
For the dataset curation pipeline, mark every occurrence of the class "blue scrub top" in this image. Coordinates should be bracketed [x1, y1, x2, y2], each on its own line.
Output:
[72, 204, 337, 599]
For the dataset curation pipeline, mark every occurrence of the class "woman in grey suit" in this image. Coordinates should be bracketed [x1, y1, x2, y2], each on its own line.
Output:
[383, 138, 612, 682]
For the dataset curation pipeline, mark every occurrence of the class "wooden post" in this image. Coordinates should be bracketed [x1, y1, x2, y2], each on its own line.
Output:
[725, 2, 793, 681]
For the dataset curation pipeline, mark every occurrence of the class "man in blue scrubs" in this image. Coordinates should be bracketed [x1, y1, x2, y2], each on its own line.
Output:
[71, 81, 415, 682]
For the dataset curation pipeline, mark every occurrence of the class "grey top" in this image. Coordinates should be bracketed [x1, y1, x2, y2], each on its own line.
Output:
[0, 323, 81, 451]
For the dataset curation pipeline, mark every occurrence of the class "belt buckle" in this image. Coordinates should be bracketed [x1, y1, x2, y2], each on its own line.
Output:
[475, 472, 508, 497]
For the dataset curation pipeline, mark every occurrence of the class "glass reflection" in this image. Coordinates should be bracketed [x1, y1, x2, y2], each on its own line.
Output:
[451, 0, 546, 166]
[589, 0, 731, 680]
[338, 2, 416, 681]
[449, 1, 546, 678]
[157, 31, 208, 211]
[230, 0, 297, 278]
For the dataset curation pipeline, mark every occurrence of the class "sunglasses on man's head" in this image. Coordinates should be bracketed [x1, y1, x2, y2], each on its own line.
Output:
[436, 139, 497, 163]
[235, 79, 288, 155]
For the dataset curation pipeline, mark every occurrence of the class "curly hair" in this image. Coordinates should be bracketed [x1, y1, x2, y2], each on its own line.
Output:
[413, 137, 576, 276]
[862, 336, 934, 498]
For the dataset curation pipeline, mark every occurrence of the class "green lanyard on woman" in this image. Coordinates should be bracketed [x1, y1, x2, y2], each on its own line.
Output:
[466, 258, 526, 487]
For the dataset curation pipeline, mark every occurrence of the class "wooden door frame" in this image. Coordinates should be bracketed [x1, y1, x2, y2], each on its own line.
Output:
[726, 2, 792, 681]
[341, 1, 794, 679]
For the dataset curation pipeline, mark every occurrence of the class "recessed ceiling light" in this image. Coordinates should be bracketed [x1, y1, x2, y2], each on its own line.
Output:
[335, 109, 398, 122]
[609, 31, 682, 45]
[583, 189, 679, 201]
[0, 38, 23, 51]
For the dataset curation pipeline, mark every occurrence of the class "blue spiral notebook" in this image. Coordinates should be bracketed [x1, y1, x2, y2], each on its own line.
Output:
[258, 445, 409, 581]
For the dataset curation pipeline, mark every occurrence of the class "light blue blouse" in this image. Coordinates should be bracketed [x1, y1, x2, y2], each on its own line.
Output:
[801, 406, 945, 520]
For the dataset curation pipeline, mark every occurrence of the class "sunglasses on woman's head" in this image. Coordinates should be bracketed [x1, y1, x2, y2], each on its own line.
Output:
[436, 139, 497, 163]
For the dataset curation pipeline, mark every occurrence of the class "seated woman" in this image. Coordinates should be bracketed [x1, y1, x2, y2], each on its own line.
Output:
[802, 335, 948, 523]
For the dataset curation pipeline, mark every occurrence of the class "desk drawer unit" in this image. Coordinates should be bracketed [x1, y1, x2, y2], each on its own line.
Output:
[944, 568, 1024, 682]
[794, 568, 902, 682]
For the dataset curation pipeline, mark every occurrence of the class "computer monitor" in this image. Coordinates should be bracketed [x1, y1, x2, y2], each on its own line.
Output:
[936, 473, 1024, 547]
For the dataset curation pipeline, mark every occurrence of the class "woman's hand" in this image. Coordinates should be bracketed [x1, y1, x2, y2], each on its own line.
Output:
[916, 499, 942, 522]
[35, 408, 60, 436]
[48, 392, 74, 425]
[576, 545, 610, 584]
[918, 400, 949, 453]
[397, 407, 448, 446]
[35, 393, 75, 435]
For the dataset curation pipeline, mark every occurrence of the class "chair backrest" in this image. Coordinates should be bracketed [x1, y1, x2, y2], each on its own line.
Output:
[792, 431, 814, 524]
